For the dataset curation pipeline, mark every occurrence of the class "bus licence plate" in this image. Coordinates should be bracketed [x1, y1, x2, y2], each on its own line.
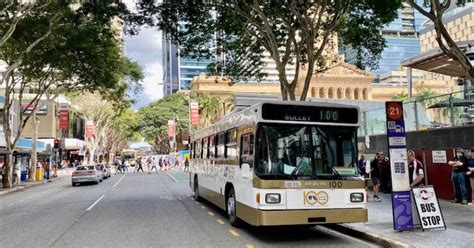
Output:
[284, 181, 301, 188]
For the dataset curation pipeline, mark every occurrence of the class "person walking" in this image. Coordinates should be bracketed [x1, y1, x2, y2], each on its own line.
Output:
[378, 152, 391, 193]
[136, 158, 144, 173]
[449, 149, 469, 204]
[158, 157, 163, 171]
[124, 160, 130, 173]
[150, 157, 158, 173]
[370, 155, 382, 202]
[147, 156, 153, 173]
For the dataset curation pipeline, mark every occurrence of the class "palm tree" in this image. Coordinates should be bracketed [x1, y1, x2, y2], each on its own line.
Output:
[416, 87, 438, 108]
[391, 91, 409, 102]
[197, 93, 220, 127]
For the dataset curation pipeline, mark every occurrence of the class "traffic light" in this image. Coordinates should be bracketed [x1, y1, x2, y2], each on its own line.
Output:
[54, 139, 60, 149]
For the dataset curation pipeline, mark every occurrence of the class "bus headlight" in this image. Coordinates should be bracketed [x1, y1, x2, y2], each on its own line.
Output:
[350, 193, 364, 203]
[265, 193, 281, 204]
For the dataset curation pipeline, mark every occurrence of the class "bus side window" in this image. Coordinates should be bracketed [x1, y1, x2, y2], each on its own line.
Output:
[209, 135, 216, 158]
[202, 137, 209, 159]
[196, 140, 202, 159]
[217, 132, 225, 158]
[240, 133, 254, 168]
[226, 129, 238, 159]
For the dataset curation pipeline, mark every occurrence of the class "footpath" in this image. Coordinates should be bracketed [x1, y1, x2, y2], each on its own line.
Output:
[332, 193, 474, 248]
[0, 171, 71, 196]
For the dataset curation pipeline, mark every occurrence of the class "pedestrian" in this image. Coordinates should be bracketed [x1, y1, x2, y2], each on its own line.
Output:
[44, 161, 50, 180]
[370, 154, 382, 202]
[158, 157, 163, 171]
[150, 157, 158, 173]
[124, 160, 130, 173]
[184, 158, 190, 172]
[464, 149, 474, 205]
[147, 156, 153, 173]
[407, 150, 425, 188]
[357, 154, 367, 177]
[378, 152, 391, 193]
[136, 158, 144, 173]
[449, 149, 469, 204]
[13, 161, 21, 185]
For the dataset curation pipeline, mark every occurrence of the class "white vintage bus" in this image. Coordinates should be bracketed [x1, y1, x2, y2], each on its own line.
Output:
[189, 101, 367, 227]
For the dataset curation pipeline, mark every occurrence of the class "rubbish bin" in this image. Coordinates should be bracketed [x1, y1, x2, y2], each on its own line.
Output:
[35, 167, 43, 181]
[21, 170, 27, 181]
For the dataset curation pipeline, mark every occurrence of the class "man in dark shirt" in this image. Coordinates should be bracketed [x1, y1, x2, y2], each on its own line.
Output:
[378, 152, 391, 193]
[407, 150, 424, 187]
[370, 154, 382, 201]
[449, 149, 469, 204]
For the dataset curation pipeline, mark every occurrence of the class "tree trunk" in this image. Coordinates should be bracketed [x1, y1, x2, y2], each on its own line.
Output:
[29, 109, 38, 182]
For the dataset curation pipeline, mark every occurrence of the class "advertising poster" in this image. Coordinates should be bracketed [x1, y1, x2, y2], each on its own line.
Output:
[391, 191, 414, 231]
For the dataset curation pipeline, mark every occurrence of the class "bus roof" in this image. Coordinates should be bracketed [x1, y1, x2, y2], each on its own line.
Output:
[192, 100, 360, 141]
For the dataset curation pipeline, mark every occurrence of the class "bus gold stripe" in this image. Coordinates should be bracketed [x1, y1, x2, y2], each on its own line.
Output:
[253, 178, 365, 189]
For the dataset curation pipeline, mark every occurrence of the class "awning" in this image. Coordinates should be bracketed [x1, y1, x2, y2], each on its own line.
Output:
[401, 40, 474, 77]
[38, 138, 86, 150]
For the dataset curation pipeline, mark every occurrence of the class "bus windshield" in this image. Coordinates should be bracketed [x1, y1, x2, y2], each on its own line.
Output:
[255, 124, 358, 179]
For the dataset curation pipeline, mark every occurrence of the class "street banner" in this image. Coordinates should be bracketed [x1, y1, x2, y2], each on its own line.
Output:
[412, 186, 446, 231]
[190, 101, 199, 126]
[85, 120, 94, 139]
[167, 120, 175, 138]
[391, 191, 414, 231]
[386, 101, 412, 231]
[59, 109, 69, 129]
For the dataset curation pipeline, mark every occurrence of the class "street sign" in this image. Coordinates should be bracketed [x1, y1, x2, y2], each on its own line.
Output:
[59, 109, 69, 129]
[412, 186, 446, 231]
[167, 120, 175, 138]
[432, 150, 447, 163]
[85, 120, 94, 139]
[190, 101, 199, 126]
[386, 101, 412, 231]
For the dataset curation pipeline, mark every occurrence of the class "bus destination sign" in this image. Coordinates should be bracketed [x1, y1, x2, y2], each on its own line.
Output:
[261, 104, 358, 124]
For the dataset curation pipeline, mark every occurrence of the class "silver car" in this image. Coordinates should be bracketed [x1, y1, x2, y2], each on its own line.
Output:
[71, 165, 103, 186]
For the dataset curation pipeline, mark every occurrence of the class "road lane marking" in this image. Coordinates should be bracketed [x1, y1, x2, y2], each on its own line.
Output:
[165, 171, 179, 182]
[112, 173, 126, 188]
[86, 195, 105, 211]
[229, 230, 239, 237]
[19, 199, 25, 202]
[8, 204, 15, 207]
[246, 245, 255, 248]
[207, 211, 215, 216]
[201, 206, 207, 209]
[216, 219, 225, 225]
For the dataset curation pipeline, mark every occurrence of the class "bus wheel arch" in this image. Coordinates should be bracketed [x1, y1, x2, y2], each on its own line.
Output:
[225, 183, 240, 227]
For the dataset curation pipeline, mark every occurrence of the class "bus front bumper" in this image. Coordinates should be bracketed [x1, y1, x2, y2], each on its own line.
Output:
[238, 203, 368, 226]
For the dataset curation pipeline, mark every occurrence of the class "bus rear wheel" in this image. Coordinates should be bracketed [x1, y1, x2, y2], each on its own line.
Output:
[193, 177, 201, 201]
[226, 187, 240, 227]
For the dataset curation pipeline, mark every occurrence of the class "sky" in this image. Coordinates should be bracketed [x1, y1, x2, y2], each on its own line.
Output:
[123, 0, 163, 109]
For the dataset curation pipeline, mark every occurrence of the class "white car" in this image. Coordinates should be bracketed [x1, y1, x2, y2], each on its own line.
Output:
[71, 165, 103, 186]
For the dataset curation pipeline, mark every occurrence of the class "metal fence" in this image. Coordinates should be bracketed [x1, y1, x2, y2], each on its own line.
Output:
[359, 89, 474, 137]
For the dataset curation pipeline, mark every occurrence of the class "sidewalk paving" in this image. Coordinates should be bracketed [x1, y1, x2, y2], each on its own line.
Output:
[338, 193, 474, 248]
[0, 171, 71, 196]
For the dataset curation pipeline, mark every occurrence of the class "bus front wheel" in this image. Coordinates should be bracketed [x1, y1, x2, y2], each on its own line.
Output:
[226, 187, 240, 227]
[193, 177, 201, 201]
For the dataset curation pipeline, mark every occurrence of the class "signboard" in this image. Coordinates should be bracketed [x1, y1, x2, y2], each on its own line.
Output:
[432, 150, 447, 164]
[22, 103, 48, 115]
[167, 120, 175, 138]
[190, 101, 199, 126]
[412, 186, 446, 230]
[391, 191, 414, 231]
[261, 103, 359, 124]
[386, 101, 412, 231]
[59, 109, 69, 129]
[85, 120, 94, 139]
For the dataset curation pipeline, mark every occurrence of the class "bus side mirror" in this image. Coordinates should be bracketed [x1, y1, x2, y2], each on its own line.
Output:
[241, 163, 251, 179]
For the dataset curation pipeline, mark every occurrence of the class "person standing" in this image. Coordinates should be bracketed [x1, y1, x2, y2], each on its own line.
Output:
[124, 160, 130, 173]
[150, 157, 158, 173]
[184, 158, 190, 172]
[407, 150, 425, 188]
[464, 150, 474, 205]
[378, 152, 391, 193]
[370, 155, 382, 201]
[357, 154, 367, 177]
[449, 149, 469, 204]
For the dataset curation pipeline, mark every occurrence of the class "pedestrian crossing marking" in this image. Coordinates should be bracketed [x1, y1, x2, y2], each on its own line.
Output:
[207, 211, 215, 216]
[246, 245, 255, 248]
[216, 219, 225, 225]
[201, 205, 207, 209]
[229, 230, 239, 237]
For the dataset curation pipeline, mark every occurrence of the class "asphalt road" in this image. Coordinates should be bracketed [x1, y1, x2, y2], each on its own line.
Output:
[0, 170, 377, 248]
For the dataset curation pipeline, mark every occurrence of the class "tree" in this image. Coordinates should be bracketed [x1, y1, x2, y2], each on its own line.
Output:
[138, 93, 190, 153]
[416, 87, 438, 107]
[407, 0, 474, 83]
[0, 1, 136, 188]
[105, 108, 141, 163]
[193, 92, 220, 127]
[392, 91, 409, 102]
[136, 0, 400, 100]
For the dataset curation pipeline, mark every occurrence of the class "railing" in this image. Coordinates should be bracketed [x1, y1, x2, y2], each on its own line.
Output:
[358, 89, 474, 137]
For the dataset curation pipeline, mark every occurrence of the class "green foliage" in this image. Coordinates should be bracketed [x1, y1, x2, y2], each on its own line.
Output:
[391, 91, 409, 102]
[416, 87, 439, 107]
[138, 93, 190, 148]
[135, 0, 400, 100]
[193, 92, 220, 127]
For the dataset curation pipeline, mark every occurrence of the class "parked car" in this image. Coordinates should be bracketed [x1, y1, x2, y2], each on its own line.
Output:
[71, 165, 103, 186]
[97, 164, 111, 179]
